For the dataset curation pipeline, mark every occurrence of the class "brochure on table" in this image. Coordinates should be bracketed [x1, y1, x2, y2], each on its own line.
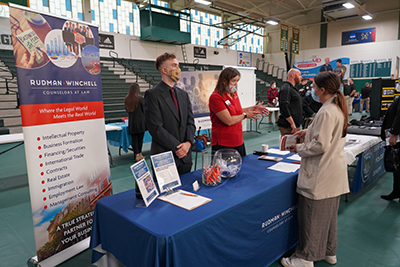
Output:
[151, 151, 181, 193]
[130, 159, 159, 207]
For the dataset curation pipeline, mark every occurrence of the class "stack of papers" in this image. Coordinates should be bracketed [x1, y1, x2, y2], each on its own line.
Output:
[268, 162, 300, 173]
[267, 148, 290, 155]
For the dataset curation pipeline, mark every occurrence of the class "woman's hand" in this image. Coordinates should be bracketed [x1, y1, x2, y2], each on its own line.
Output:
[253, 102, 269, 116]
[246, 108, 261, 121]
[289, 145, 297, 153]
[293, 129, 307, 139]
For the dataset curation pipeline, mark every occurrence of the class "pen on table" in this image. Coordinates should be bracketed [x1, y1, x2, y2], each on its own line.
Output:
[292, 161, 301, 164]
[181, 192, 197, 197]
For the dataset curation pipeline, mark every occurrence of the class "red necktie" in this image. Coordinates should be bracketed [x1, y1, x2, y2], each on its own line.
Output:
[170, 88, 179, 115]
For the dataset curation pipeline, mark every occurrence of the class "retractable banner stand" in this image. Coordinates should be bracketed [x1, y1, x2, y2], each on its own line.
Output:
[9, 4, 112, 267]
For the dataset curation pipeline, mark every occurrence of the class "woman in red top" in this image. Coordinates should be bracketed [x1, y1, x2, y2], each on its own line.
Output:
[209, 67, 268, 156]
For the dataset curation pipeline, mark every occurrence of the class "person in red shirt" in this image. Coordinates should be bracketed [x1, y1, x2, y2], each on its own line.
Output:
[209, 67, 269, 156]
[267, 81, 279, 124]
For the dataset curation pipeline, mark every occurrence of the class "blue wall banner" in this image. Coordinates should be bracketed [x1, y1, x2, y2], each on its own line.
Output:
[351, 141, 385, 193]
[9, 4, 112, 267]
[293, 57, 350, 80]
[342, 27, 376, 46]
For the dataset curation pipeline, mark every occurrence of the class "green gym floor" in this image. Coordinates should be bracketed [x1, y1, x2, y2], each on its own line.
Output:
[1, 112, 399, 267]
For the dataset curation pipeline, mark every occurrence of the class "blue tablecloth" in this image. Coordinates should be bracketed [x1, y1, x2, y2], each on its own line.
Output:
[90, 154, 299, 267]
[106, 123, 210, 153]
[106, 123, 152, 153]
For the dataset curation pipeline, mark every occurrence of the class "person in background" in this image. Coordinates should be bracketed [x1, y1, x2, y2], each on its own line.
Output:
[353, 92, 361, 112]
[298, 78, 311, 98]
[334, 59, 346, 84]
[348, 79, 356, 115]
[281, 72, 349, 267]
[125, 83, 146, 162]
[277, 69, 303, 134]
[360, 82, 372, 112]
[380, 96, 400, 201]
[209, 67, 268, 156]
[319, 57, 333, 73]
[144, 52, 195, 175]
[343, 79, 355, 116]
[267, 81, 279, 125]
[302, 89, 322, 128]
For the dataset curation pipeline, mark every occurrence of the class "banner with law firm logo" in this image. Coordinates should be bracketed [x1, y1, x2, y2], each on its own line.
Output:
[9, 4, 112, 267]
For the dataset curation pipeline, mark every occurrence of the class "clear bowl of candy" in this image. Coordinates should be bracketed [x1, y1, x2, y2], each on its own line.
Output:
[213, 149, 242, 178]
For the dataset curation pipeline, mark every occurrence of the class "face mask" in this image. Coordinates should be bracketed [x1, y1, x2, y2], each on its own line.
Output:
[311, 88, 320, 103]
[226, 85, 238, 93]
[273, 85, 276, 88]
[167, 68, 181, 82]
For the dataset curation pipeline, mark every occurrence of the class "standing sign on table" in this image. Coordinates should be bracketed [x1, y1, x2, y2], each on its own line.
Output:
[9, 4, 112, 267]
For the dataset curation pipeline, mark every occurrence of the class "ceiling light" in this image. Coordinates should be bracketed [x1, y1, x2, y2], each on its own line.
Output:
[362, 15, 372, 20]
[194, 0, 212, 5]
[343, 2, 355, 9]
[267, 20, 278, 25]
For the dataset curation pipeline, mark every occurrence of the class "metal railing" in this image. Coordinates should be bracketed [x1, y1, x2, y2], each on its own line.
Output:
[109, 51, 119, 67]
[144, 73, 154, 89]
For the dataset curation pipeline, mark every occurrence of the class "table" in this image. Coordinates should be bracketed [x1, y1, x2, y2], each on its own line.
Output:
[106, 123, 152, 153]
[259, 107, 280, 130]
[344, 134, 385, 193]
[90, 154, 300, 267]
[106, 123, 209, 154]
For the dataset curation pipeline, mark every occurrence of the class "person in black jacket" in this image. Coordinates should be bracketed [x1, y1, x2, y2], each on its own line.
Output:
[144, 53, 195, 175]
[380, 97, 400, 201]
[278, 69, 303, 134]
[125, 83, 147, 162]
[302, 90, 322, 128]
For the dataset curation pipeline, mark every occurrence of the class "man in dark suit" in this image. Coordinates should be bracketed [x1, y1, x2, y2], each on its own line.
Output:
[144, 53, 195, 175]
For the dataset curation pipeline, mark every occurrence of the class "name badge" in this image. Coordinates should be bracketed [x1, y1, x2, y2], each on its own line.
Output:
[225, 100, 231, 106]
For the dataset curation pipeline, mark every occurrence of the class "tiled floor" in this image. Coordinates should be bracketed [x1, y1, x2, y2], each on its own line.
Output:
[1, 112, 399, 267]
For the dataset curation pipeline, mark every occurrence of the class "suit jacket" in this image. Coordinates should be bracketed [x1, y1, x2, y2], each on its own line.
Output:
[144, 81, 195, 165]
[381, 97, 400, 140]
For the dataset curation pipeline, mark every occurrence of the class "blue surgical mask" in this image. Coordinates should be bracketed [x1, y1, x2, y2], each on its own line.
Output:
[311, 88, 320, 103]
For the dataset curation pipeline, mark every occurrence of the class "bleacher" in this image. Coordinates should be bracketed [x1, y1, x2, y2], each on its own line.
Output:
[255, 59, 287, 105]
[0, 49, 19, 134]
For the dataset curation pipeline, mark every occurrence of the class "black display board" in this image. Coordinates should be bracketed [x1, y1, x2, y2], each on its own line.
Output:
[370, 78, 400, 120]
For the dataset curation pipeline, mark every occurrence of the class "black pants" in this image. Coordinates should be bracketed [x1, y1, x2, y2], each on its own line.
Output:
[131, 133, 144, 155]
[393, 171, 400, 193]
[212, 143, 246, 157]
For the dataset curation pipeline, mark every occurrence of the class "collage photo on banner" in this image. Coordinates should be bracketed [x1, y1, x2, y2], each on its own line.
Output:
[9, 4, 111, 266]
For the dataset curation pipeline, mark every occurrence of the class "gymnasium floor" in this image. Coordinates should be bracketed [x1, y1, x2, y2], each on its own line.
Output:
[1, 112, 399, 267]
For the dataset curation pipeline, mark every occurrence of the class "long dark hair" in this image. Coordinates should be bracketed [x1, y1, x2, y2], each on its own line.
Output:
[214, 67, 241, 96]
[313, 72, 348, 137]
[124, 83, 141, 112]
